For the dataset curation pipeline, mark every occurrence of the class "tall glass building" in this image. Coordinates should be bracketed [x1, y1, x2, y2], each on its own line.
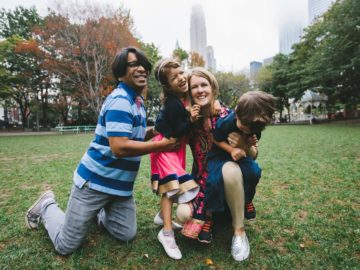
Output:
[190, 5, 207, 61]
[308, 0, 334, 24]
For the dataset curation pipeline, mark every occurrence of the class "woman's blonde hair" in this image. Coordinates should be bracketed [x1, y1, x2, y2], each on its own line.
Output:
[188, 67, 219, 114]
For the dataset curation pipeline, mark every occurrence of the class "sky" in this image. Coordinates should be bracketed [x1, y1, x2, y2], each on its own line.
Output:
[0, 0, 308, 72]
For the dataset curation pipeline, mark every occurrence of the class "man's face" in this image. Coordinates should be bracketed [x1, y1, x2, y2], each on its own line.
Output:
[122, 52, 148, 94]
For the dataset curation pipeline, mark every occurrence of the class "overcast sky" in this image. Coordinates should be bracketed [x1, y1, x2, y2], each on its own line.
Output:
[0, 0, 308, 72]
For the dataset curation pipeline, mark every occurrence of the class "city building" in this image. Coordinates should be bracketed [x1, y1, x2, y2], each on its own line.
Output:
[279, 22, 304, 55]
[206, 46, 216, 71]
[190, 4, 216, 70]
[250, 61, 262, 79]
[308, 0, 334, 24]
[263, 56, 274, 66]
[190, 4, 207, 61]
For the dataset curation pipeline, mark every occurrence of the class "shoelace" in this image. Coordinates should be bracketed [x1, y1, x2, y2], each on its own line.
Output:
[202, 219, 213, 233]
[246, 202, 254, 212]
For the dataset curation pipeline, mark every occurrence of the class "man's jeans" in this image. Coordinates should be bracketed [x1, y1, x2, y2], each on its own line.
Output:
[41, 184, 136, 255]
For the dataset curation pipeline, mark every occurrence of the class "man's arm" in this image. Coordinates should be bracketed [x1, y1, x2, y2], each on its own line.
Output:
[109, 136, 179, 158]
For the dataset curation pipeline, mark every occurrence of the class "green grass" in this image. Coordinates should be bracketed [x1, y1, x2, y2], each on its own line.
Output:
[0, 124, 359, 269]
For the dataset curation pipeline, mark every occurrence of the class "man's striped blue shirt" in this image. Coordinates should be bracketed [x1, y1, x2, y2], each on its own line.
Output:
[73, 82, 146, 196]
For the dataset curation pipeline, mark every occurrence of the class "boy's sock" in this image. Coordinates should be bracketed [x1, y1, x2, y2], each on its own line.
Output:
[244, 201, 256, 221]
[198, 216, 213, 244]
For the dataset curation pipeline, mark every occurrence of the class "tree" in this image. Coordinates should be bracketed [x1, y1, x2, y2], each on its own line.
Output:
[139, 42, 162, 119]
[254, 66, 272, 92]
[188, 52, 205, 68]
[172, 46, 188, 64]
[37, 2, 139, 123]
[0, 6, 42, 39]
[287, 0, 360, 116]
[215, 71, 250, 107]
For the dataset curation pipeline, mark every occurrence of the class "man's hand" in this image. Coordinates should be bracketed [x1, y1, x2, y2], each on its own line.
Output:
[160, 137, 180, 151]
[190, 104, 201, 122]
[231, 148, 246, 161]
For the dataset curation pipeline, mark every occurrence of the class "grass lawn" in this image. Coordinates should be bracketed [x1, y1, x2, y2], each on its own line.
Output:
[0, 124, 359, 269]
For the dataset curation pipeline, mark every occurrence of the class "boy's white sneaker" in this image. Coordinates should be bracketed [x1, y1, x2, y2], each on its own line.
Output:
[231, 233, 250, 261]
[153, 212, 183, 230]
[157, 229, 182, 260]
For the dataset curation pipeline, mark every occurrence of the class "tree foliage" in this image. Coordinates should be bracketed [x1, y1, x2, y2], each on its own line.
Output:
[0, 6, 44, 128]
[215, 71, 250, 107]
[35, 3, 139, 123]
[261, 0, 360, 117]
[0, 6, 42, 39]
[188, 52, 205, 68]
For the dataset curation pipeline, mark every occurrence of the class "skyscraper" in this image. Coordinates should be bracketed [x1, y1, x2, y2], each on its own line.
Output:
[206, 46, 216, 71]
[190, 4, 207, 61]
[190, 5, 216, 70]
[250, 61, 262, 79]
[279, 23, 304, 55]
[308, 0, 334, 24]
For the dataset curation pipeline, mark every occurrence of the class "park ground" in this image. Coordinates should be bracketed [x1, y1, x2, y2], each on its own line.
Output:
[0, 124, 359, 269]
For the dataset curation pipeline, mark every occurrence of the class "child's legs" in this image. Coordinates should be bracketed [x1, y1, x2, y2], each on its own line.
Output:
[239, 157, 261, 203]
[161, 194, 173, 231]
[222, 161, 245, 230]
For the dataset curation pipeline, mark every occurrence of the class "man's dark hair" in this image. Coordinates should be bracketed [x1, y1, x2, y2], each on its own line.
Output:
[112, 47, 152, 79]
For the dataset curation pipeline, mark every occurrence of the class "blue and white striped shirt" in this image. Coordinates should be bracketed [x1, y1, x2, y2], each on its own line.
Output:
[73, 82, 147, 196]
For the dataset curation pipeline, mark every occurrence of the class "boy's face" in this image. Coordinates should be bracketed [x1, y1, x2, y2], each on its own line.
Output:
[236, 118, 252, 136]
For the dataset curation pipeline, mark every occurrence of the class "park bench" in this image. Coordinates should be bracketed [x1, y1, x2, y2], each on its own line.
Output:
[56, 125, 96, 134]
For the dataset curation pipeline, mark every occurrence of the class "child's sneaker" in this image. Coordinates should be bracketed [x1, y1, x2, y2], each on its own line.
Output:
[231, 233, 250, 261]
[197, 218, 213, 244]
[157, 229, 182, 260]
[25, 190, 55, 229]
[244, 202, 256, 221]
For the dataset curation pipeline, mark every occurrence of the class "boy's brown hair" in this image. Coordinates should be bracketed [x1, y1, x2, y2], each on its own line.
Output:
[235, 91, 276, 134]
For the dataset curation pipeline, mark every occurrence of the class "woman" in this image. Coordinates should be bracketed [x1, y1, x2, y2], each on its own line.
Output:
[176, 67, 253, 262]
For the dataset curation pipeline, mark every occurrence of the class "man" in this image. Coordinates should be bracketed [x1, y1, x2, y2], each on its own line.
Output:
[25, 47, 178, 255]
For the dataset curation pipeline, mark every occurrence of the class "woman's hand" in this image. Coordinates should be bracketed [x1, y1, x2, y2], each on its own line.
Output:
[190, 104, 201, 122]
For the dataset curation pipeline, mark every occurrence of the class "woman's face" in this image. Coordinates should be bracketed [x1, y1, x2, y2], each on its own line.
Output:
[190, 75, 213, 107]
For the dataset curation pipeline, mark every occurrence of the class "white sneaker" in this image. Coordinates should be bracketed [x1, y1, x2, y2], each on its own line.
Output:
[153, 212, 183, 230]
[157, 229, 182, 260]
[231, 233, 250, 261]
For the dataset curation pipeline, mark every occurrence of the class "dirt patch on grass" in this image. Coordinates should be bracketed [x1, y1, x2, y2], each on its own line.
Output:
[265, 237, 288, 254]
[0, 189, 10, 206]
